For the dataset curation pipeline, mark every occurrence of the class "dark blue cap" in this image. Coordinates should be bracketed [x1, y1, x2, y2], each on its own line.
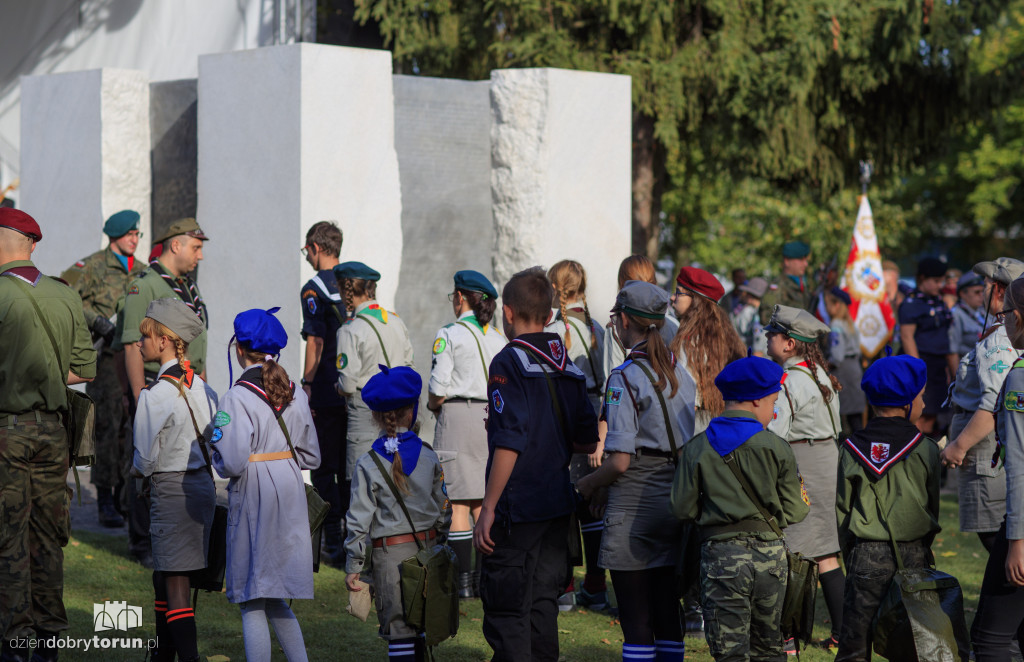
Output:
[829, 286, 851, 306]
[103, 210, 140, 238]
[454, 270, 498, 300]
[333, 261, 381, 282]
[782, 240, 810, 259]
[714, 357, 784, 402]
[861, 355, 927, 407]
[363, 365, 422, 412]
[233, 307, 288, 355]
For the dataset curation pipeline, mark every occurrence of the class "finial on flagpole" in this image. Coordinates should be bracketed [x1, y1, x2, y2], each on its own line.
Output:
[859, 160, 873, 194]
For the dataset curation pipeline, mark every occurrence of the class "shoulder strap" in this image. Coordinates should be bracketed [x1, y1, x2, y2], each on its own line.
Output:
[456, 320, 489, 380]
[722, 453, 784, 538]
[369, 450, 427, 551]
[631, 360, 678, 456]
[8, 276, 65, 386]
[518, 345, 571, 451]
[165, 377, 214, 478]
[566, 318, 600, 385]
[789, 366, 839, 440]
[357, 314, 391, 367]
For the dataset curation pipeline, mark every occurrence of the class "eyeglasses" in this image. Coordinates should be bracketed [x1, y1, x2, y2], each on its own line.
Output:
[300, 245, 313, 257]
[123, 230, 143, 239]
[674, 288, 692, 298]
[447, 292, 456, 302]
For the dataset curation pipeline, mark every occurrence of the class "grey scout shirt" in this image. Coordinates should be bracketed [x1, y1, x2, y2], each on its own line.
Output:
[951, 324, 1021, 413]
[949, 303, 985, 357]
[998, 359, 1024, 539]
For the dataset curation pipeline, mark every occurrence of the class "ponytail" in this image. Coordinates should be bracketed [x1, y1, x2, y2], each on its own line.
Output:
[624, 313, 679, 398]
[459, 289, 497, 326]
[372, 405, 417, 495]
[239, 343, 295, 410]
[580, 294, 597, 349]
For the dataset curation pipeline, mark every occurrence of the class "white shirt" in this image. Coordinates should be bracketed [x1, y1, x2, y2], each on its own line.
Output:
[429, 311, 507, 400]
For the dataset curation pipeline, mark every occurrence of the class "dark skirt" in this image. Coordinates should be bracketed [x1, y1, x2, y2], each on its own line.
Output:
[150, 470, 216, 573]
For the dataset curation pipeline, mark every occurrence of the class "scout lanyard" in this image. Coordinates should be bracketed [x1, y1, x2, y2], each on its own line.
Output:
[161, 375, 215, 479]
[631, 359, 679, 457]
[235, 379, 303, 465]
[456, 320, 490, 380]
[369, 450, 429, 552]
[357, 313, 392, 368]
[788, 364, 840, 440]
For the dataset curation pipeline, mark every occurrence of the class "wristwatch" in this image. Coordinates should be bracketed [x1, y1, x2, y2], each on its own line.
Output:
[300, 379, 312, 386]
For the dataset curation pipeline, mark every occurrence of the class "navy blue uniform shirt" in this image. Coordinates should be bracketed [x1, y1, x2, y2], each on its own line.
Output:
[898, 289, 953, 355]
[485, 332, 598, 525]
[300, 269, 346, 408]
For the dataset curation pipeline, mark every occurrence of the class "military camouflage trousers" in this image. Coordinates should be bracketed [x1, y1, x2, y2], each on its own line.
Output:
[0, 420, 71, 641]
[835, 539, 929, 662]
[700, 536, 787, 662]
[87, 353, 128, 489]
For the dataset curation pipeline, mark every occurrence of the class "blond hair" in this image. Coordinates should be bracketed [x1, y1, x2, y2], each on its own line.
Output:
[547, 260, 596, 351]
[139, 317, 190, 397]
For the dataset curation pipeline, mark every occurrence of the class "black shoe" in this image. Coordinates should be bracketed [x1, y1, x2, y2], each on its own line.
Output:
[457, 572, 474, 599]
[29, 631, 57, 662]
[97, 490, 125, 528]
[472, 570, 481, 598]
[0, 646, 29, 662]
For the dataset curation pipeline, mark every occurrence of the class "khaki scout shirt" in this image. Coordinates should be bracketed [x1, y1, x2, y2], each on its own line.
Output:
[60, 246, 145, 328]
[769, 356, 841, 442]
[0, 260, 97, 414]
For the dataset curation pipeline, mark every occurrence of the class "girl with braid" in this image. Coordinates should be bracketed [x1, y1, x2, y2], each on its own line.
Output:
[132, 299, 218, 662]
[603, 256, 680, 381]
[764, 304, 844, 653]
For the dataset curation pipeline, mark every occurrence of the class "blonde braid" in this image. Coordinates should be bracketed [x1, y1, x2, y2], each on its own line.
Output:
[580, 294, 597, 349]
[558, 295, 572, 350]
[172, 338, 189, 398]
[342, 277, 355, 315]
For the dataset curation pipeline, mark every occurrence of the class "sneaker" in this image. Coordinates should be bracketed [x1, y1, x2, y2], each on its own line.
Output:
[819, 635, 840, 654]
[557, 591, 576, 612]
[576, 587, 609, 611]
[783, 637, 797, 656]
[684, 615, 704, 635]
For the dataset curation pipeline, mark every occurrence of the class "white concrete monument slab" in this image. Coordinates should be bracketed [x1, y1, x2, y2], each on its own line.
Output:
[490, 68, 632, 322]
[198, 44, 402, 391]
[20, 69, 151, 275]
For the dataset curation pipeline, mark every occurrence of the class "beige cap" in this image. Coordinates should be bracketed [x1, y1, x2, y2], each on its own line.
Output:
[764, 304, 830, 343]
[973, 257, 1024, 286]
[145, 298, 205, 342]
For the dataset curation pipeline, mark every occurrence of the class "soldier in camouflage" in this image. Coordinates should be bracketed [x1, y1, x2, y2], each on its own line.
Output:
[60, 210, 145, 528]
[672, 357, 809, 662]
[759, 240, 816, 325]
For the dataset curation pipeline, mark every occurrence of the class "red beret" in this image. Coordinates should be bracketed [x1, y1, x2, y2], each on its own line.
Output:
[0, 208, 42, 241]
[676, 266, 725, 303]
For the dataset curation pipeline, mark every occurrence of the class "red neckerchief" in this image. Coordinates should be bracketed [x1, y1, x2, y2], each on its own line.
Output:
[780, 361, 808, 385]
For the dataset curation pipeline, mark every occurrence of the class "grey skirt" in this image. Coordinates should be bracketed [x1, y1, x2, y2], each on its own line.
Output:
[347, 394, 379, 480]
[433, 400, 488, 500]
[150, 470, 216, 573]
[784, 439, 840, 558]
[952, 411, 1006, 533]
[598, 454, 683, 571]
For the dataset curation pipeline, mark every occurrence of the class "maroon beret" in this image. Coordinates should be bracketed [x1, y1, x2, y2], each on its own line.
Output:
[0, 208, 42, 241]
[676, 266, 725, 303]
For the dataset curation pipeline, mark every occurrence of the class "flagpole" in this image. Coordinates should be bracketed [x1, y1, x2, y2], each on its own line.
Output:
[859, 159, 873, 195]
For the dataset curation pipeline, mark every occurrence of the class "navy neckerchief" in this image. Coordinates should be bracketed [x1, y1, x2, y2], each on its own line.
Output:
[235, 367, 293, 414]
[371, 430, 423, 475]
[705, 413, 765, 457]
[844, 416, 922, 477]
[511, 332, 569, 371]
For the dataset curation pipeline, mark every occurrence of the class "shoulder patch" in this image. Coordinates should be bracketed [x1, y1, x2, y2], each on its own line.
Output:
[306, 297, 317, 315]
[488, 374, 508, 386]
[210, 428, 223, 443]
[491, 389, 505, 414]
[337, 353, 348, 370]
[213, 411, 231, 427]
[75, 260, 85, 268]
[605, 386, 623, 406]
[1006, 391, 1024, 412]
[433, 338, 447, 354]
[127, 284, 139, 295]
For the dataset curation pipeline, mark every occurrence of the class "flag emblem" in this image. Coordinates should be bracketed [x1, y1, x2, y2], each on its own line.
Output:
[870, 443, 890, 464]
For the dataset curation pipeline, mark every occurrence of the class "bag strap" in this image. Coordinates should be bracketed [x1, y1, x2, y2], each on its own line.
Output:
[721, 452, 785, 538]
[369, 450, 427, 551]
[518, 346, 571, 451]
[631, 359, 678, 456]
[357, 314, 391, 368]
[868, 481, 905, 572]
[328, 301, 347, 326]
[789, 365, 839, 440]
[8, 276, 66, 389]
[167, 378, 214, 479]
[456, 320, 489, 380]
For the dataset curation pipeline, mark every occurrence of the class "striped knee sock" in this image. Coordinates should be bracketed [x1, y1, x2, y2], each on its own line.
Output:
[654, 639, 685, 662]
[388, 638, 417, 659]
[622, 643, 656, 661]
[166, 607, 198, 660]
[449, 530, 474, 575]
[153, 600, 176, 659]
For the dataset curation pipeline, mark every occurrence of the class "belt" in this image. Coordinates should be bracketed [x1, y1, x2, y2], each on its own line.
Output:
[952, 404, 971, 416]
[445, 397, 487, 405]
[373, 529, 437, 548]
[635, 447, 674, 459]
[700, 519, 776, 542]
[789, 437, 834, 445]
[0, 411, 62, 427]
[249, 451, 293, 462]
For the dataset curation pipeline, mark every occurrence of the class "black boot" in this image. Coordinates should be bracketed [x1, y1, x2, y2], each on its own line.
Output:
[97, 488, 125, 528]
[472, 570, 481, 598]
[457, 572, 474, 599]
[29, 631, 57, 662]
[0, 643, 29, 662]
[322, 520, 344, 568]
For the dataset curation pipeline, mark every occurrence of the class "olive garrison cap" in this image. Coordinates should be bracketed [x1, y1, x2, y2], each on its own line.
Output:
[454, 270, 498, 299]
[973, 257, 1024, 286]
[154, 217, 209, 245]
[103, 210, 140, 238]
[611, 280, 669, 320]
[145, 298, 205, 342]
[333, 261, 381, 282]
[782, 241, 811, 259]
[764, 304, 830, 343]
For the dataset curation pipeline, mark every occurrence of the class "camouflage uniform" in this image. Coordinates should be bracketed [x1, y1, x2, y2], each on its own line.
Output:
[759, 274, 815, 326]
[61, 248, 145, 490]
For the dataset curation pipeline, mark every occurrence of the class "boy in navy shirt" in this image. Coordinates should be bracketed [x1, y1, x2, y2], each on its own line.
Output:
[474, 267, 599, 662]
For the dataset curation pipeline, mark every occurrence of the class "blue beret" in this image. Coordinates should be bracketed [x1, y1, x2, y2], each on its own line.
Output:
[103, 210, 140, 238]
[233, 307, 288, 355]
[333, 261, 380, 282]
[782, 241, 810, 259]
[454, 270, 498, 300]
[829, 286, 851, 307]
[363, 365, 422, 412]
[714, 357, 784, 402]
[861, 356, 927, 407]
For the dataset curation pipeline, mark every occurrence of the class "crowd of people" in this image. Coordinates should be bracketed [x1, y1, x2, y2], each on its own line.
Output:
[3, 205, 1024, 662]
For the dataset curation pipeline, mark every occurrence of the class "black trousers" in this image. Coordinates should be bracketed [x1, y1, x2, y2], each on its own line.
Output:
[972, 523, 1024, 662]
[480, 515, 570, 662]
[309, 405, 348, 524]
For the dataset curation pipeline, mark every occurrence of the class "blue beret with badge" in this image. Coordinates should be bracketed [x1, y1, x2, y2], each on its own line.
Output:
[782, 240, 811, 259]
[454, 269, 498, 300]
[103, 210, 140, 238]
[363, 365, 422, 412]
[233, 307, 288, 355]
[333, 261, 381, 282]
[861, 355, 927, 407]
[714, 357, 784, 402]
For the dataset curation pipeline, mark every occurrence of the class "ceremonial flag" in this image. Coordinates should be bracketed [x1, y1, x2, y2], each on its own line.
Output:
[840, 195, 894, 358]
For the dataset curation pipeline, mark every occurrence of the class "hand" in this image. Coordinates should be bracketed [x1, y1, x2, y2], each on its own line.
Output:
[588, 441, 604, 469]
[941, 440, 967, 468]
[345, 573, 363, 591]
[473, 506, 496, 555]
[589, 486, 608, 520]
[576, 475, 595, 500]
[1007, 540, 1024, 587]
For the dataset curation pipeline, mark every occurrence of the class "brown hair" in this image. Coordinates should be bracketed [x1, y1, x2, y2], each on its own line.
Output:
[618, 255, 658, 289]
[371, 404, 417, 495]
[306, 221, 343, 257]
[792, 338, 842, 402]
[825, 293, 852, 322]
[624, 313, 679, 397]
[669, 295, 746, 415]
[547, 260, 596, 351]
[139, 317, 190, 398]
[502, 267, 553, 324]
[341, 278, 378, 315]
[457, 289, 497, 326]
[1005, 280, 1024, 347]
[238, 343, 294, 410]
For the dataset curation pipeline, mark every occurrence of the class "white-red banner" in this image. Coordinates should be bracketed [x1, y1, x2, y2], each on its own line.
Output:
[840, 195, 895, 358]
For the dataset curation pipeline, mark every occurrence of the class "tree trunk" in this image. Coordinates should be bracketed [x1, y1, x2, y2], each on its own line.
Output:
[632, 112, 663, 261]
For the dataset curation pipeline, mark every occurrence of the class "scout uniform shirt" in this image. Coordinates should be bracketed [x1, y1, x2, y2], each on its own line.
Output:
[545, 304, 606, 410]
[343, 431, 452, 574]
[731, 303, 768, 355]
[602, 315, 679, 391]
[899, 289, 953, 355]
[300, 268, 346, 409]
[0, 260, 97, 414]
[430, 310, 507, 400]
[769, 356, 841, 442]
[118, 261, 209, 376]
[671, 410, 809, 540]
[949, 302, 985, 357]
[998, 357, 1024, 540]
[950, 324, 1020, 417]
[61, 246, 145, 333]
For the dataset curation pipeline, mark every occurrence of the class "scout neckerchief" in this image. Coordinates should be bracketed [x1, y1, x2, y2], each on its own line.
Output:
[149, 261, 206, 321]
[706, 415, 764, 457]
[370, 430, 423, 476]
[512, 336, 573, 451]
[843, 416, 923, 476]
[355, 302, 391, 367]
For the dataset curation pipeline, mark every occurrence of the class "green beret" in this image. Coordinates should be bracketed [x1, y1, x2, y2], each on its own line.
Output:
[764, 304, 830, 343]
[454, 270, 498, 299]
[782, 240, 810, 259]
[333, 261, 381, 282]
[103, 210, 140, 238]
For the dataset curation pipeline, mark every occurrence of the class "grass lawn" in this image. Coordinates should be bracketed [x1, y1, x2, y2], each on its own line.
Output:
[61, 493, 984, 661]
